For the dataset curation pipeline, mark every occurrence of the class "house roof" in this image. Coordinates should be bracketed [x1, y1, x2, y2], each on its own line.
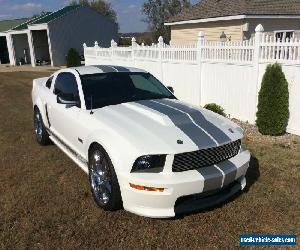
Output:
[168, 0, 300, 23]
[0, 18, 28, 32]
[12, 5, 81, 31]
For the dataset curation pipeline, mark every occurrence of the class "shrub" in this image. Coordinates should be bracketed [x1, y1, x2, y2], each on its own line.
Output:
[256, 63, 289, 135]
[66, 48, 81, 67]
[204, 103, 226, 116]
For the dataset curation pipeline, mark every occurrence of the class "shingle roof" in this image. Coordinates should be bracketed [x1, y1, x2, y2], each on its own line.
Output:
[13, 5, 81, 31]
[0, 18, 28, 32]
[168, 0, 300, 23]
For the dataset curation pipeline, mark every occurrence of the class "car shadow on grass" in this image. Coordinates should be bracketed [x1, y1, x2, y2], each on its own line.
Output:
[244, 155, 260, 192]
[171, 155, 260, 220]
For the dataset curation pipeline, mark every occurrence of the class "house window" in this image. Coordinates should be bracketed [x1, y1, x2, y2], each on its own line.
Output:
[275, 31, 294, 42]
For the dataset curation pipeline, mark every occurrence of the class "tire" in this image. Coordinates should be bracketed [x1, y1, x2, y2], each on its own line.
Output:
[88, 144, 122, 211]
[34, 108, 50, 145]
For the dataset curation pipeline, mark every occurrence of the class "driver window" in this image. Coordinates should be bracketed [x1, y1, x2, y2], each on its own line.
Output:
[54, 72, 81, 107]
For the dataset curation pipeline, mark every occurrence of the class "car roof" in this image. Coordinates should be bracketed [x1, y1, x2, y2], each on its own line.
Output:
[72, 65, 148, 75]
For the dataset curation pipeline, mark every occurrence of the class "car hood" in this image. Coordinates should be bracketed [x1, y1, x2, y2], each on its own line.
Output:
[92, 99, 243, 154]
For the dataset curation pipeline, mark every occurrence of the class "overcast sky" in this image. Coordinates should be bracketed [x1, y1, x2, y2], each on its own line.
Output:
[0, 0, 199, 32]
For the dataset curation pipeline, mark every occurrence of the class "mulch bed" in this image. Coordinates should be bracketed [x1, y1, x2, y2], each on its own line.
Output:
[233, 119, 300, 149]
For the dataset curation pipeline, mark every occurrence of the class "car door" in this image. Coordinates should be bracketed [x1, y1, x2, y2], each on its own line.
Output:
[47, 71, 86, 157]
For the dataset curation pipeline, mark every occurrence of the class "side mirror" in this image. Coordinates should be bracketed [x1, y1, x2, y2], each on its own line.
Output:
[167, 86, 174, 94]
[57, 93, 79, 107]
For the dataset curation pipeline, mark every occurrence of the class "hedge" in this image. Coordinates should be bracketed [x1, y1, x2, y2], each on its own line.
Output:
[256, 63, 289, 135]
[66, 48, 81, 67]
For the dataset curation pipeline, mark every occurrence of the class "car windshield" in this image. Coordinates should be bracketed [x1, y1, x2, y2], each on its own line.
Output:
[80, 72, 176, 109]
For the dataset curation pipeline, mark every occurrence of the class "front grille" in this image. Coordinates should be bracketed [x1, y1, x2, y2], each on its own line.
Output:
[172, 140, 241, 172]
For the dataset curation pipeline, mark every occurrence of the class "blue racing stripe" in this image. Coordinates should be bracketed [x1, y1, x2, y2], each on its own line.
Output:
[92, 65, 117, 73]
[197, 167, 223, 192]
[135, 100, 217, 148]
[156, 99, 231, 144]
[108, 65, 130, 72]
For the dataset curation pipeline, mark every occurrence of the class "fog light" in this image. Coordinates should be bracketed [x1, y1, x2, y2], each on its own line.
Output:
[129, 183, 165, 192]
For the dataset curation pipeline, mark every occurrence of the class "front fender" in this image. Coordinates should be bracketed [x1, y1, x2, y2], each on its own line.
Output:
[84, 129, 140, 174]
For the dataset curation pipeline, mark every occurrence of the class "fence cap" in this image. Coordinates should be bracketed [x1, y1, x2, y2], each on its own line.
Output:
[131, 37, 136, 43]
[83, 43, 87, 48]
[255, 24, 264, 33]
[158, 36, 164, 43]
[198, 31, 204, 38]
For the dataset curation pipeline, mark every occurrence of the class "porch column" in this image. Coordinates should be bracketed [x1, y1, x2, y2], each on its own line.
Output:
[27, 30, 36, 67]
[6, 34, 16, 66]
[46, 27, 54, 67]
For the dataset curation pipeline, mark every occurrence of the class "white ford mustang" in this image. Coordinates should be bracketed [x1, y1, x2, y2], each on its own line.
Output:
[32, 65, 250, 218]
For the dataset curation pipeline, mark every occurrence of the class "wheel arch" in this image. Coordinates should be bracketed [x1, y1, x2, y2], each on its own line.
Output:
[88, 142, 102, 160]
[84, 130, 139, 174]
[33, 98, 48, 125]
[86, 138, 117, 167]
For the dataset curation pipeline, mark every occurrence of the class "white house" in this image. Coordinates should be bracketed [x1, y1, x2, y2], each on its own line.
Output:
[0, 5, 118, 67]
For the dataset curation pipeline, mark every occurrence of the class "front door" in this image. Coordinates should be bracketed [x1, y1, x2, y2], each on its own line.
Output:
[48, 72, 85, 156]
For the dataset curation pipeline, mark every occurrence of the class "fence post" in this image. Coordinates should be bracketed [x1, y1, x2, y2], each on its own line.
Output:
[158, 36, 164, 82]
[83, 43, 87, 64]
[94, 41, 99, 64]
[253, 24, 264, 122]
[197, 31, 205, 106]
[111, 39, 116, 63]
[131, 37, 137, 66]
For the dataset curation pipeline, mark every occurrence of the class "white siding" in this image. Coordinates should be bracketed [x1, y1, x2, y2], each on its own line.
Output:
[170, 20, 243, 44]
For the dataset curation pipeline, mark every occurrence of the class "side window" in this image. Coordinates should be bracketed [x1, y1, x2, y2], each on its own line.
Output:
[54, 72, 79, 97]
[45, 76, 53, 89]
[54, 72, 81, 107]
[275, 31, 294, 42]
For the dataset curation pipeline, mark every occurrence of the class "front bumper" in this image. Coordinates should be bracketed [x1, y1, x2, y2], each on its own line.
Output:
[119, 150, 250, 218]
[174, 178, 244, 215]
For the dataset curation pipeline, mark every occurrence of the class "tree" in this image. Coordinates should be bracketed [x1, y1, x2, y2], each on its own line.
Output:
[69, 0, 117, 24]
[256, 63, 289, 135]
[66, 48, 81, 67]
[142, 0, 191, 42]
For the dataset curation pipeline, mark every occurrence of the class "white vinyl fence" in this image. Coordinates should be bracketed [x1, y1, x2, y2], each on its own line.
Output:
[84, 24, 300, 136]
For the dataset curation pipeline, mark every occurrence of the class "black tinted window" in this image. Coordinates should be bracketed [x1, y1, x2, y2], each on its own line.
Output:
[80, 72, 175, 109]
[54, 73, 79, 97]
[46, 76, 53, 89]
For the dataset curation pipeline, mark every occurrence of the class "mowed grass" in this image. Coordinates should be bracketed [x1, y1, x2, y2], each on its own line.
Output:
[0, 71, 299, 249]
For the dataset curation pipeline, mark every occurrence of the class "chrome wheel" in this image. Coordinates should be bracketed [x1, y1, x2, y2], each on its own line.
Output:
[90, 150, 112, 205]
[34, 110, 43, 141]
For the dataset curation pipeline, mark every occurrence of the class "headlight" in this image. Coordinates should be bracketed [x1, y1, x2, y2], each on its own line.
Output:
[240, 144, 247, 153]
[131, 155, 166, 173]
[236, 126, 245, 136]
